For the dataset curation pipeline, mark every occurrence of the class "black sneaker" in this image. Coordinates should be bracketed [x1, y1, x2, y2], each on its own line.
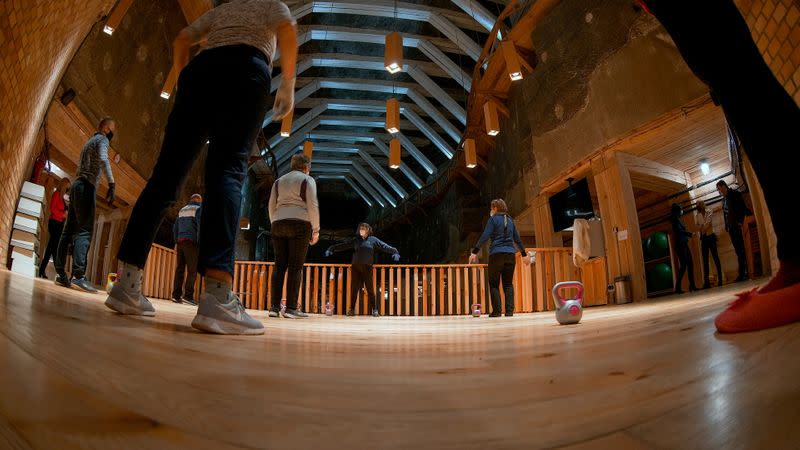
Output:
[71, 277, 98, 293]
[38, 272, 48, 280]
[282, 308, 308, 319]
[182, 297, 197, 306]
[346, 309, 355, 317]
[268, 307, 280, 318]
[489, 312, 501, 318]
[54, 274, 71, 288]
[505, 312, 514, 317]
[172, 297, 182, 304]
[372, 308, 380, 317]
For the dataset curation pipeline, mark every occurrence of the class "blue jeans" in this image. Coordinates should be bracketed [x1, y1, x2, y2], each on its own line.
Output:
[117, 45, 271, 275]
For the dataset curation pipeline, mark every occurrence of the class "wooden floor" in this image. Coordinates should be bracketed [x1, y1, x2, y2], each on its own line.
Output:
[0, 270, 798, 450]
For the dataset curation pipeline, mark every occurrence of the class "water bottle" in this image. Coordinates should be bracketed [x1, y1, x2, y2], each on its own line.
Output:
[325, 302, 333, 316]
[472, 303, 481, 317]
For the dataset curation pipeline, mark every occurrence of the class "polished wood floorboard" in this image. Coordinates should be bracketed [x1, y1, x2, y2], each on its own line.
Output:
[0, 270, 798, 449]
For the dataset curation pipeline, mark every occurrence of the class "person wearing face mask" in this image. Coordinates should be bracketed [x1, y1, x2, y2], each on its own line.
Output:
[105, 0, 298, 335]
[324, 223, 400, 317]
[267, 154, 320, 319]
[38, 177, 71, 279]
[670, 203, 697, 294]
[54, 117, 116, 292]
[469, 199, 530, 317]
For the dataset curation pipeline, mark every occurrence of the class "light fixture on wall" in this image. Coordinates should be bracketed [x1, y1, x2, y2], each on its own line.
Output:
[384, 32, 403, 74]
[385, 98, 400, 134]
[700, 159, 710, 175]
[389, 138, 401, 169]
[500, 40, 525, 81]
[160, 66, 178, 99]
[280, 111, 293, 137]
[483, 102, 500, 136]
[303, 140, 314, 159]
[103, 0, 135, 35]
[239, 217, 250, 230]
[464, 138, 477, 168]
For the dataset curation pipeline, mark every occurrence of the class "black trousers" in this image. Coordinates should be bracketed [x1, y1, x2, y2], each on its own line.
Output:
[39, 219, 64, 276]
[644, 0, 800, 264]
[700, 234, 723, 286]
[675, 241, 697, 291]
[349, 263, 376, 312]
[172, 240, 199, 300]
[729, 224, 748, 279]
[271, 219, 311, 311]
[488, 253, 516, 315]
[117, 45, 271, 275]
[55, 178, 95, 278]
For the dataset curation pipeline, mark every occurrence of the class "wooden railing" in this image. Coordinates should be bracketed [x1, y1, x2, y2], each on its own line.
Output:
[141, 245, 608, 315]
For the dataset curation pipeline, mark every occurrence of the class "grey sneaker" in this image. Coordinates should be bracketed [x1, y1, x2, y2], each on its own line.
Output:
[105, 283, 156, 316]
[282, 308, 308, 319]
[182, 297, 197, 307]
[268, 307, 280, 318]
[191, 291, 264, 335]
[54, 273, 71, 288]
[71, 277, 98, 293]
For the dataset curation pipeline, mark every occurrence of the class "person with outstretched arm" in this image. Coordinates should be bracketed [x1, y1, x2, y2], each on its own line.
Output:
[325, 223, 400, 317]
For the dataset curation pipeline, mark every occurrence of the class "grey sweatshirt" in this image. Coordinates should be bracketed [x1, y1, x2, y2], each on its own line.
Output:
[76, 132, 115, 187]
[268, 170, 320, 232]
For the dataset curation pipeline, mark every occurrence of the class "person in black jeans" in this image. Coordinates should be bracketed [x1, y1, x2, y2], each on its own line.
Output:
[268, 154, 320, 319]
[106, 0, 298, 336]
[716, 180, 751, 282]
[325, 223, 400, 317]
[38, 177, 70, 279]
[55, 118, 116, 292]
[640, 0, 800, 332]
[469, 199, 530, 317]
[671, 203, 697, 294]
[171, 194, 202, 306]
[695, 200, 723, 288]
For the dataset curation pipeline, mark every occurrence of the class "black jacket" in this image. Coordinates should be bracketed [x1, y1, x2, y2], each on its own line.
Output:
[722, 189, 751, 231]
[327, 235, 398, 265]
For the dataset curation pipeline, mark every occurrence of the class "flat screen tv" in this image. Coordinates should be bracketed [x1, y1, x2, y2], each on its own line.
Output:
[549, 178, 594, 232]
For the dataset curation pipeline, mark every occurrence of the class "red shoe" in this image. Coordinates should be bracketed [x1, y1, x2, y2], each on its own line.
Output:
[715, 283, 800, 333]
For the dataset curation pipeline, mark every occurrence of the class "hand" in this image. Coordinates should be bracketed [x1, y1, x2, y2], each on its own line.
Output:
[469, 253, 478, 264]
[392, 253, 400, 262]
[106, 183, 116, 206]
[272, 78, 296, 121]
[523, 255, 532, 266]
[310, 230, 319, 245]
[324, 249, 333, 257]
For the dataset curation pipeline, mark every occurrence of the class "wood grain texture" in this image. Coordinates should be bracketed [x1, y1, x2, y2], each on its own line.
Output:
[1, 270, 796, 449]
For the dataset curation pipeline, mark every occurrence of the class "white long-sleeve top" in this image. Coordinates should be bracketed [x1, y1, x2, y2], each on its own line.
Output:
[268, 170, 320, 232]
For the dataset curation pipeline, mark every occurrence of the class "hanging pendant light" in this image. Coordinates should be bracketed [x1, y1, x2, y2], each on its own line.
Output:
[500, 41, 524, 81]
[303, 141, 314, 159]
[483, 102, 500, 136]
[280, 110, 293, 137]
[103, 0, 135, 35]
[160, 65, 179, 99]
[384, 32, 403, 74]
[389, 138, 401, 169]
[464, 139, 477, 169]
[385, 98, 400, 134]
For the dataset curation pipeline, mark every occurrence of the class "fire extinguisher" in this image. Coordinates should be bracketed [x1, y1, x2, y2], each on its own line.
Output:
[30, 124, 51, 184]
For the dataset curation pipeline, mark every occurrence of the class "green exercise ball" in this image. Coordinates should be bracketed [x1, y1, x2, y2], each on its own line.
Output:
[647, 263, 673, 292]
[646, 231, 669, 260]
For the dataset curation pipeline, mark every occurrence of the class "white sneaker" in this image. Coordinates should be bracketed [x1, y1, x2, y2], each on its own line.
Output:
[105, 283, 156, 316]
[191, 291, 265, 335]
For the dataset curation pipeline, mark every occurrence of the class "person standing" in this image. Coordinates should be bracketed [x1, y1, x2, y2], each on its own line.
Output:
[172, 194, 202, 306]
[716, 180, 751, 283]
[324, 223, 400, 317]
[670, 203, 697, 294]
[640, 0, 800, 333]
[54, 117, 116, 292]
[695, 200, 723, 289]
[38, 177, 71, 279]
[105, 0, 299, 336]
[469, 199, 530, 317]
[268, 154, 320, 319]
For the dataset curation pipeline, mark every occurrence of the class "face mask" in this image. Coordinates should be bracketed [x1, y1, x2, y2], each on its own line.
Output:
[63, 194, 70, 203]
[489, 210, 495, 217]
[105, 131, 114, 141]
[359, 230, 368, 238]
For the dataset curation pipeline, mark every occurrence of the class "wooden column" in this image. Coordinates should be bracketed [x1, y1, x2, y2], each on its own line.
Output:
[741, 153, 777, 276]
[532, 194, 559, 247]
[592, 153, 647, 302]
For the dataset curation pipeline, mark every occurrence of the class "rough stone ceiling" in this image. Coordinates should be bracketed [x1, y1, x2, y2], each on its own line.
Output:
[261, 0, 509, 208]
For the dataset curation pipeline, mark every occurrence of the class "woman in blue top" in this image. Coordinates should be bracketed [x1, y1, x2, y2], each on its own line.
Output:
[469, 199, 529, 317]
[325, 223, 400, 317]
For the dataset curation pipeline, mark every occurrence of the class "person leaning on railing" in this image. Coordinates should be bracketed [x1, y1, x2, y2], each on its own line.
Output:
[469, 199, 530, 318]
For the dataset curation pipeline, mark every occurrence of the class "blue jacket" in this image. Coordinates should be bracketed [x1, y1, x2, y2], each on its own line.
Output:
[173, 201, 202, 243]
[472, 213, 526, 256]
[328, 235, 398, 265]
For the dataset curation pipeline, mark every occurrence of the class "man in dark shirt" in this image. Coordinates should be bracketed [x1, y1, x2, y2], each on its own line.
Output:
[717, 180, 751, 282]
